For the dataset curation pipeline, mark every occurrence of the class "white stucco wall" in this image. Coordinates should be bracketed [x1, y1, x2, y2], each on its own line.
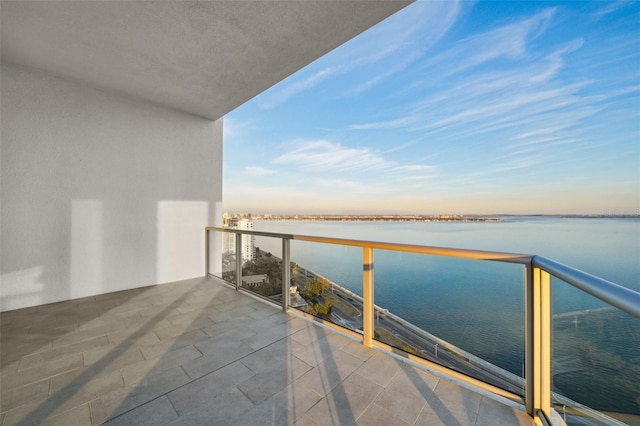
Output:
[0, 63, 223, 312]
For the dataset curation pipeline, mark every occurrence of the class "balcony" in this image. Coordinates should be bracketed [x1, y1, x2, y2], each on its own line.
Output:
[2, 225, 638, 425]
[0, 275, 532, 425]
[5, 3, 637, 424]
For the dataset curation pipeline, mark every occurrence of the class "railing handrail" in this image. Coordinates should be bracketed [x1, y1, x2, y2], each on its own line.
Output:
[206, 226, 533, 264]
[208, 226, 640, 318]
[533, 255, 640, 320]
[207, 226, 294, 240]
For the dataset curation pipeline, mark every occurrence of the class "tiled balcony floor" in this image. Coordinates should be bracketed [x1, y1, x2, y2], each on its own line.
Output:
[1, 276, 533, 425]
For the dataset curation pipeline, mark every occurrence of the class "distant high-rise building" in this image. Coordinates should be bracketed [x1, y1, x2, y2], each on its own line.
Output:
[236, 218, 255, 261]
[222, 215, 255, 261]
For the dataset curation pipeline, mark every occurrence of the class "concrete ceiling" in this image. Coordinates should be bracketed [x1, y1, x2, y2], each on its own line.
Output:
[1, 1, 411, 120]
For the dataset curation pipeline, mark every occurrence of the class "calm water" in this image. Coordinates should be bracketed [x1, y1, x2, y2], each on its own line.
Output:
[253, 216, 639, 304]
[254, 216, 639, 291]
[250, 216, 640, 417]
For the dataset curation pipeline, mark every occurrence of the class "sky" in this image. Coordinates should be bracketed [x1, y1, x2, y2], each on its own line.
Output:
[223, 0, 640, 215]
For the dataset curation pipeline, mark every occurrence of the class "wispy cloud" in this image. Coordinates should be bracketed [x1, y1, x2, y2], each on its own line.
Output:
[347, 53, 420, 96]
[529, 38, 584, 83]
[349, 116, 419, 131]
[272, 140, 439, 184]
[592, 0, 635, 18]
[273, 140, 388, 172]
[414, 82, 595, 133]
[428, 8, 556, 76]
[258, 67, 339, 109]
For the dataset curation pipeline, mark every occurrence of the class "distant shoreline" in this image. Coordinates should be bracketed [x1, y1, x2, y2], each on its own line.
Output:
[251, 214, 504, 222]
[238, 213, 639, 222]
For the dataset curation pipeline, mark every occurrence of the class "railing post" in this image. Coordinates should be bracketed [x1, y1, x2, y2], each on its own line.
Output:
[205, 228, 210, 276]
[538, 269, 552, 420]
[525, 262, 552, 421]
[363, 247, 374, 347]
[282, 238, 290, 312]
[235, 232, 242, 291]
[525, 263, 534, 416]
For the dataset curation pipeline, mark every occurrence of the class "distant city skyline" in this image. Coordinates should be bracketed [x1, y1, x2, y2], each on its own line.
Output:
[223, 1, 639, 215]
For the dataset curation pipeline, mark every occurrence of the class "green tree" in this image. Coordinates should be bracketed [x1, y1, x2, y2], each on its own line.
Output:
[299, 276, 331, 317]
[315, 299, 332, 315]
[301, 277, 328, 300]
[306, 298, 332, 317]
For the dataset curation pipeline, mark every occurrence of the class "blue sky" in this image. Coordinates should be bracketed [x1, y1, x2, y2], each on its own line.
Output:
[223, 1, 639, 215]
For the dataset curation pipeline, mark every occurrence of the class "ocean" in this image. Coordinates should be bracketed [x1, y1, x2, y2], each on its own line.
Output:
[249, 216, 640, 418]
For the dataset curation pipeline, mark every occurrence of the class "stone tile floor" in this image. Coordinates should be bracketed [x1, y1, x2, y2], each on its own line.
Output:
[0, 276, 533, 425]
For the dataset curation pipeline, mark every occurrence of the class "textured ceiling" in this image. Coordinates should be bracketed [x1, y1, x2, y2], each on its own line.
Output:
[1, 1, 411, 120]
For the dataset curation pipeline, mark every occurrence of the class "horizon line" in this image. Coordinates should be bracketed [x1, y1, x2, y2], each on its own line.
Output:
[224, 212, 640, 218]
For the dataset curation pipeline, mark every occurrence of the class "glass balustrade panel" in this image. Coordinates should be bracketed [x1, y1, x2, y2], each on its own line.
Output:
[373, 249, 525, 395]
[233, 235, 286, 303]
[208, 230, 238, 284]
[551, 276, 640, 425]
[288, 240, 363, 333]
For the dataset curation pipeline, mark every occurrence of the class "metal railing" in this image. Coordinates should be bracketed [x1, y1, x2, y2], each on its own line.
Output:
[205, 226, 640, 425]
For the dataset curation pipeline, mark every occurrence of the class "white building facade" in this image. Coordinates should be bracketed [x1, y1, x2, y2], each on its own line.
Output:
[223, 218, 255, 262]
